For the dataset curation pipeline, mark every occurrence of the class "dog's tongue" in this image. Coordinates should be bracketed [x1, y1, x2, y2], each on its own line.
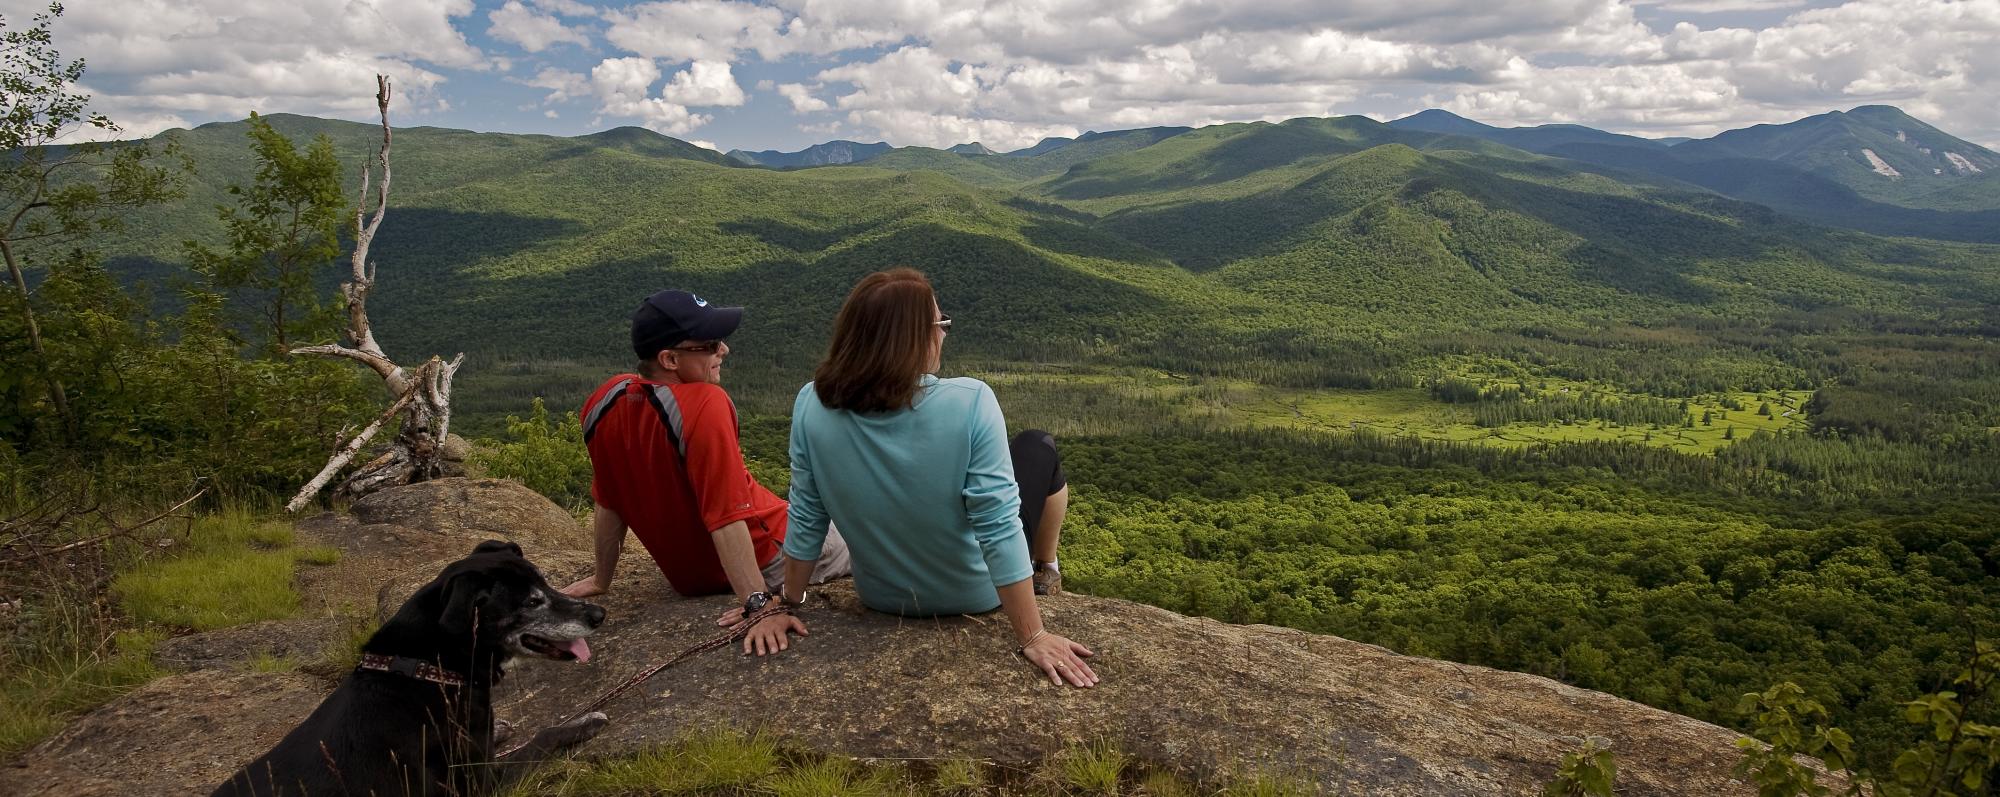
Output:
[563, 637, 591, 663]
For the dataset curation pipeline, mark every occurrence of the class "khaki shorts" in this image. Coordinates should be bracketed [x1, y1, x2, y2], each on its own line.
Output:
[761, 522, 852, 592]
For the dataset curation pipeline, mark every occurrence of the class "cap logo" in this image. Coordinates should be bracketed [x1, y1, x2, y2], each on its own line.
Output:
[692, 295, 708, 307]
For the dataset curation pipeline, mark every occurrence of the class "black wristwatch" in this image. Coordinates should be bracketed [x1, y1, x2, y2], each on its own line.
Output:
[743, 591, 772, 614]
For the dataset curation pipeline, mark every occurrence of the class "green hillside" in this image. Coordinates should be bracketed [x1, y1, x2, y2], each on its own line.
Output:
[820, 128, 1197, 187]
[97, 113, 1999, 393]
[24, 106, 2000, 777]
[1375, 105, 2000, 242]
[1675, 106, 1999, 205]
[828, 146, 1048, 185]
[1388, 108, 1669, 153]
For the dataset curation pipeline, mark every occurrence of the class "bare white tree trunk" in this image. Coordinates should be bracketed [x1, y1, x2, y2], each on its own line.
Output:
[285, 75, 465, 513]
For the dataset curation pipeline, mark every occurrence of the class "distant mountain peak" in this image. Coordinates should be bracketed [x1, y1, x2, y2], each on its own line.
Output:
[948, 142, 997, 155]
[1004, 136, 1076, 157]
[729, 140, 893, 168]
[1844, 104, 1916, 120]
[1392, 109, 1498, 134]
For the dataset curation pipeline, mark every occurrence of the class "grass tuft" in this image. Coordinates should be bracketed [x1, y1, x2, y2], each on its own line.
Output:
[0, 628, 161, 758]
[114, 549, 300, 630]
[112, 511, 313, 630]
[931, 757, 986, 794]
[1220, 773, 1315, 797]
[765, 755, 905, 797]
[1136, 770, 1196, 797]
[247, 653, 300, 673]
[515, 727, 782, 796]
[1061, 739, 1129, 794]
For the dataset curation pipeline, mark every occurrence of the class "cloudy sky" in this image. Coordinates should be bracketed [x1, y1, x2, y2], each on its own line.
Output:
[19, 0, 2000, 153]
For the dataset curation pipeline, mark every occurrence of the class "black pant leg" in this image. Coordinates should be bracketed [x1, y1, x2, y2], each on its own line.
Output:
[1009, 429, 1066, 556]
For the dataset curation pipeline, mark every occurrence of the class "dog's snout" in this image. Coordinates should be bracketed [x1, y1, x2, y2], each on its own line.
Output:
[583, 603, 605, 627]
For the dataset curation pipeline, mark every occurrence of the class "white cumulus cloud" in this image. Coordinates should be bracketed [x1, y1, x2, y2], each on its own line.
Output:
[7, 0, 480, 136]
[488, 0, 591, 52]
[660, 60, 747, 107]
[590, 56, 710, 135]
[777, 83, 830, 112]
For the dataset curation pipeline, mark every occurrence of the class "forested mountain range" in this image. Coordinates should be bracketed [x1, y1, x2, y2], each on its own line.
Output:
[733, 105, 2000, 245]
[727, 140, 892, 168]
[109, 110, 1997, 378]
[1385, 106, 2000, 242]
[43, 101, 2000, 773]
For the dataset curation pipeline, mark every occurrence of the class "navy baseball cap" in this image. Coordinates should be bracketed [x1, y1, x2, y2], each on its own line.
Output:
[631, 290, 743, 360]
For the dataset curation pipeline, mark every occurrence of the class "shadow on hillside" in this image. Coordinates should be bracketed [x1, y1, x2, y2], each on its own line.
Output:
[304, 208, 588, 360]
[1548, 143, 2000, 244]
[1094, 152, 1806, 305]
[1041, 119, 1389, 201]
[716, 217, 885, 252]
[401, 221, 1177, 377]
[1019, 221, 1172, 265]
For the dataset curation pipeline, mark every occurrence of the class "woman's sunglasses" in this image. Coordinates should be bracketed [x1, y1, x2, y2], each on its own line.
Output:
[936, 313, 952, 331]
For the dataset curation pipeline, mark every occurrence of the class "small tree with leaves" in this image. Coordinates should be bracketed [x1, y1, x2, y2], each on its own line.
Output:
[1, 2, 186, 445]
[185, 112, 346, 354]
[1736, 642, 2000, 797]
[1543, 737, 1616, 797]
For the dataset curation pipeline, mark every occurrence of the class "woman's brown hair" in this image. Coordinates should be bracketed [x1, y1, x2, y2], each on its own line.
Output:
[813, 268, 938, 413]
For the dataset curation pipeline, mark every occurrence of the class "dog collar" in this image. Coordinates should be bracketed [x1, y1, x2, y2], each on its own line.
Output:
[357, 653, 467, 687]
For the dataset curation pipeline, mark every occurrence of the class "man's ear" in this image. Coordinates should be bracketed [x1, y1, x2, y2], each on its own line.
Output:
[438, 572, 491, 636]
[470, 540, 522, 558]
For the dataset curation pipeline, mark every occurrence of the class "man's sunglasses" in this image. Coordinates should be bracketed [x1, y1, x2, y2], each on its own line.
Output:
[671, 341, 724, 354]
[936, 313, 952, 330]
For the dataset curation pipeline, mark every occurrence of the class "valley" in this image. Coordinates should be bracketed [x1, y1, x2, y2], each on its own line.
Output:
[16, 103, 2000, 772]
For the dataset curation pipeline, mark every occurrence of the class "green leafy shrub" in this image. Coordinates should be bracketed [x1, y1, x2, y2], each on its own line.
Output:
[1737, 643, 2000, 797]
[475, 397, 593, 509]
[1543, 737, 1616, 797]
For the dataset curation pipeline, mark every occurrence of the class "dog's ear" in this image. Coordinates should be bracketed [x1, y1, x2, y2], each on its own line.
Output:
[437, 571, 492, 636]
[470, 540, 523, 558]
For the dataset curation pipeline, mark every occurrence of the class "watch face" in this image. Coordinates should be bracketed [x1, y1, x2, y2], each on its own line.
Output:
[745, 592, 771, 613]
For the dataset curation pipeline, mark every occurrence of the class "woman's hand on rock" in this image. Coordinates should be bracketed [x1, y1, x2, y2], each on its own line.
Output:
[560, 576, 607, 598]
[743, 613, 807, 656]
[1022, 633, 1098, 687]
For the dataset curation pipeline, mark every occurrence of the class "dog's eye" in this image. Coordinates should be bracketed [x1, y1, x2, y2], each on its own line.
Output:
[525, 594, 546, 608]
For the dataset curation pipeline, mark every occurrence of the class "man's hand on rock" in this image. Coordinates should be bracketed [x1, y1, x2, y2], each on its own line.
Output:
[716, 606, 746, 627]
[1023, 633, 1098, 688]
[561, 575, 607, 598]
[743, 613, 806, 656]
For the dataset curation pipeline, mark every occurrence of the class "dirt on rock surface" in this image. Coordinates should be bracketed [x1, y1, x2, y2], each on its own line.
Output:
[490, 578, 1768, 796]
[152, 618, 351, 673]
[9, 478, 1786, 796]
[347, 477, 589, 555]
[5, 670, 331, 797]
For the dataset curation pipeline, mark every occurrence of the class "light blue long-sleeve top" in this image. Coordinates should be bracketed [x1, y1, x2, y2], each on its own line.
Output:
[782, 374, 1030, 616]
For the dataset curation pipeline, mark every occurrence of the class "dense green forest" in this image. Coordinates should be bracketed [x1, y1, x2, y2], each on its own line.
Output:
[5, 29, 1999, 788]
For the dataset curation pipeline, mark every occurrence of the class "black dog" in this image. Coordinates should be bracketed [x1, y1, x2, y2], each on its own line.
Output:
[212, 540, 608, 797]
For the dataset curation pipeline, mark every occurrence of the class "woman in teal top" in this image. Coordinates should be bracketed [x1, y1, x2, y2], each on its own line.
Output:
[750, 268, 1098, 687]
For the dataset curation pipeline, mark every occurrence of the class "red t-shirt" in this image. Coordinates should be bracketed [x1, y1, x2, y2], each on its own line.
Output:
[581, 375, 788, 596]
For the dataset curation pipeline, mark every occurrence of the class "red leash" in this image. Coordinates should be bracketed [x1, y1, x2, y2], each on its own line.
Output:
[497, 605, 792, 759]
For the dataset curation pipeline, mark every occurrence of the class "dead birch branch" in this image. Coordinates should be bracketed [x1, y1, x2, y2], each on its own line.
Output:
[286, 75, 465, 512]
[285, 387, 414, 513]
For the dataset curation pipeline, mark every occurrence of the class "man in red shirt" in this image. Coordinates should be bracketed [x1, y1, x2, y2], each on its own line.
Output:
[559, 290, 849, 625]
